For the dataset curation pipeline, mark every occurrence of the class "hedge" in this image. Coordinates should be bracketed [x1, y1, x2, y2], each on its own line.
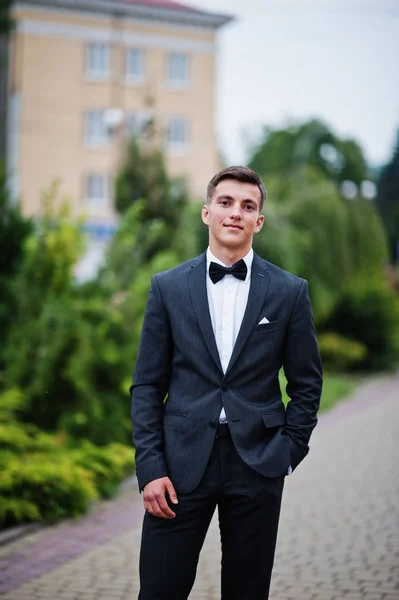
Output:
[0, 389, 135, 529]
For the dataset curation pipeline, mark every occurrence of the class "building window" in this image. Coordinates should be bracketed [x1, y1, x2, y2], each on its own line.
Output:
[84, 173, 109, 206]
[125, 48, 144, 82]
[167, 53, 190, 87]
[85, 43, 110, 79]
[84, 110, 109, 146]
[166, 118, 188, 152]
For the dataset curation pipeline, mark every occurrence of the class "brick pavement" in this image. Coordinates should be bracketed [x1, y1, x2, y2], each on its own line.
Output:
[0, 374, 398, 599]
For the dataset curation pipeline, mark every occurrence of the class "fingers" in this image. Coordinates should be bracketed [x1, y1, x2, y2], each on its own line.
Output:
[165, 479, 178, 506]
[144, 498, 174, 519]
[142, 477, 178, 519]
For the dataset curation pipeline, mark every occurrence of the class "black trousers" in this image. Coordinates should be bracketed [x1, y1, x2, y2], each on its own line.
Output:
[138, 428, 285, 600]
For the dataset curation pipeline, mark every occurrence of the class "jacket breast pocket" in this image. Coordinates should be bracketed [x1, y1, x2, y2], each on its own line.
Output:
[253, 319, 285, 333]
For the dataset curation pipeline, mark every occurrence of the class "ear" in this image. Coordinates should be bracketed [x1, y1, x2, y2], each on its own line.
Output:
[254, 214, 264, 234]
[201, 204, 210, 226]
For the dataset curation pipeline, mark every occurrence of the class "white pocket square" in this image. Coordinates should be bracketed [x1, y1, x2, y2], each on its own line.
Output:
[258, 317, 270, 325]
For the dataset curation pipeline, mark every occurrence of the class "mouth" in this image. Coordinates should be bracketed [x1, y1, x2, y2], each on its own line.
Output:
[224, 224, 243, 230]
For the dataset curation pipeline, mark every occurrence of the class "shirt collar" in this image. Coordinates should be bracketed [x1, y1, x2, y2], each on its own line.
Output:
[206, 247, 253, 284]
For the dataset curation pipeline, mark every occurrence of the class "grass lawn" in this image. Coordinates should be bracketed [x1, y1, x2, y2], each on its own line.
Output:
[280, 371, 357, 414]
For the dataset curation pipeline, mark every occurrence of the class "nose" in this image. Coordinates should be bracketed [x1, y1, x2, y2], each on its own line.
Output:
[229, 205, 242, 219]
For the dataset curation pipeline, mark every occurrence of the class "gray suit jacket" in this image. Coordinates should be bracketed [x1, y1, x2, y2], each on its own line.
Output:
[131, 252, 323, 493]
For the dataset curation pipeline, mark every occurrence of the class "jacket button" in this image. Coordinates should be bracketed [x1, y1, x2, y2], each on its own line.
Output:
[221, 384, 228, 392]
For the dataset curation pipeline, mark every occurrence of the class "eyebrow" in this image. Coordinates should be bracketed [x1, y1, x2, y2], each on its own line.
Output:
[216, 195, 257, 205]
[216, 194, 234, 202]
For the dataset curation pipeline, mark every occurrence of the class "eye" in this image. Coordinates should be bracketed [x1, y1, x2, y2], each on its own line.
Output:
[245, 204, 255, 210]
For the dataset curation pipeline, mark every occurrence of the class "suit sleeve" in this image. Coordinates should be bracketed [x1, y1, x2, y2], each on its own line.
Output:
[282, 279, 323, 470]
[130, 275, 172, 490]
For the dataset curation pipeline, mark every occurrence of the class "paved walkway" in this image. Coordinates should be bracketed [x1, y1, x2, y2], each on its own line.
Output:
[1, 375, 398, 600]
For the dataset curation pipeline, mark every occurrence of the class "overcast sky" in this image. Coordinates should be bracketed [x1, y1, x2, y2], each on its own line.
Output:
[190, 0, 399, 167]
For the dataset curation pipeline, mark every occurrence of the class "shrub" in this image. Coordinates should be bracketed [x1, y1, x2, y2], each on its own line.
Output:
[0, 390, 135, 529]
[324, 277, 399, 370]
[4, 294, 133, 444]
[318, 332, 367, 372]
[0, 440, 135, 528]
[0, 422, 58, 454]
[0, 455, 97, 526]
[70, 442, 135, 498]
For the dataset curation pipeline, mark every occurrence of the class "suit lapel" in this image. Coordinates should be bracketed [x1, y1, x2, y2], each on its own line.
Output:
[187, 253, 223, 373]
[225, 254, 270, 376]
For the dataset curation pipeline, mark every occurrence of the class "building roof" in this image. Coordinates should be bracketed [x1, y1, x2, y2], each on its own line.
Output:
[108, 0, 232, 26]
[116, 0, 204, 13]
[17, 0, 233, 29]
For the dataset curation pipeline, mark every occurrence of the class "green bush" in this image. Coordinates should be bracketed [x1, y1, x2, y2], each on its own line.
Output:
[0, 421, 59, 454]
[4, 294, 133, 444]
[0, 455, 97, 526]
[318, 332, 368, 372]
[0, 389, 135, 529]
[324, 277, 399, 370]
[0, 440, 135, 528]
[70, 442, 135, 499]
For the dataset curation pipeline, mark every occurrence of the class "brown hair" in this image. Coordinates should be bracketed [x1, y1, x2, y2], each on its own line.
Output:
[206, 166, 267, 211]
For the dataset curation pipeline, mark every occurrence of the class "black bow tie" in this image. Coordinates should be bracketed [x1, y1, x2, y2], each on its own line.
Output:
[209, 259, 248, 284]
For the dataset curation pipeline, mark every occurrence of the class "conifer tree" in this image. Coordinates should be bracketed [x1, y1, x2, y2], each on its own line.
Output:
[0, 166, 32, 371]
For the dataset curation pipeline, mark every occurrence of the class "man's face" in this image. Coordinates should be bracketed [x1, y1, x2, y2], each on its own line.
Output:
[202, 179, 264, 254]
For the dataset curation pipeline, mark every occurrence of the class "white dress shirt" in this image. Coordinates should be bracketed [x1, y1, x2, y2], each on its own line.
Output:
[206, 247, 253, 423]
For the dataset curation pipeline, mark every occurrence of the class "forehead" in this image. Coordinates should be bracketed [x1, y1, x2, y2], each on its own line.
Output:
[213, 178, 261, 206]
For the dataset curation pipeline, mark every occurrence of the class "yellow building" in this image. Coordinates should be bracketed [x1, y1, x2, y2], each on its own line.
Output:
[6, 0, 232, 242]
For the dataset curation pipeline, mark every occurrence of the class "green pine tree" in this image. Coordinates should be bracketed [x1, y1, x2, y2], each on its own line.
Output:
[0, 0, 14, 36]
[0, 166, 32, 371]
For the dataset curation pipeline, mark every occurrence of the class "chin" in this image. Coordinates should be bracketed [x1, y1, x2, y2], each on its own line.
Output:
[221, 238, 246, 249]
[222, 230, 244, 240]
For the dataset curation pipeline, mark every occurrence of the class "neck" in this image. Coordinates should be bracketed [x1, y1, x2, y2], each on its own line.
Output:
[209, 243, 251, 266]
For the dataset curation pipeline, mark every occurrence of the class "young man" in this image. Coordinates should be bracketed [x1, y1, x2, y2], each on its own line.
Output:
[131, 166, 322, 599]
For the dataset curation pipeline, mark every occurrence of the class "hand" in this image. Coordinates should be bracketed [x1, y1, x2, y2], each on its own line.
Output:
[143, 477, 178, 519]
